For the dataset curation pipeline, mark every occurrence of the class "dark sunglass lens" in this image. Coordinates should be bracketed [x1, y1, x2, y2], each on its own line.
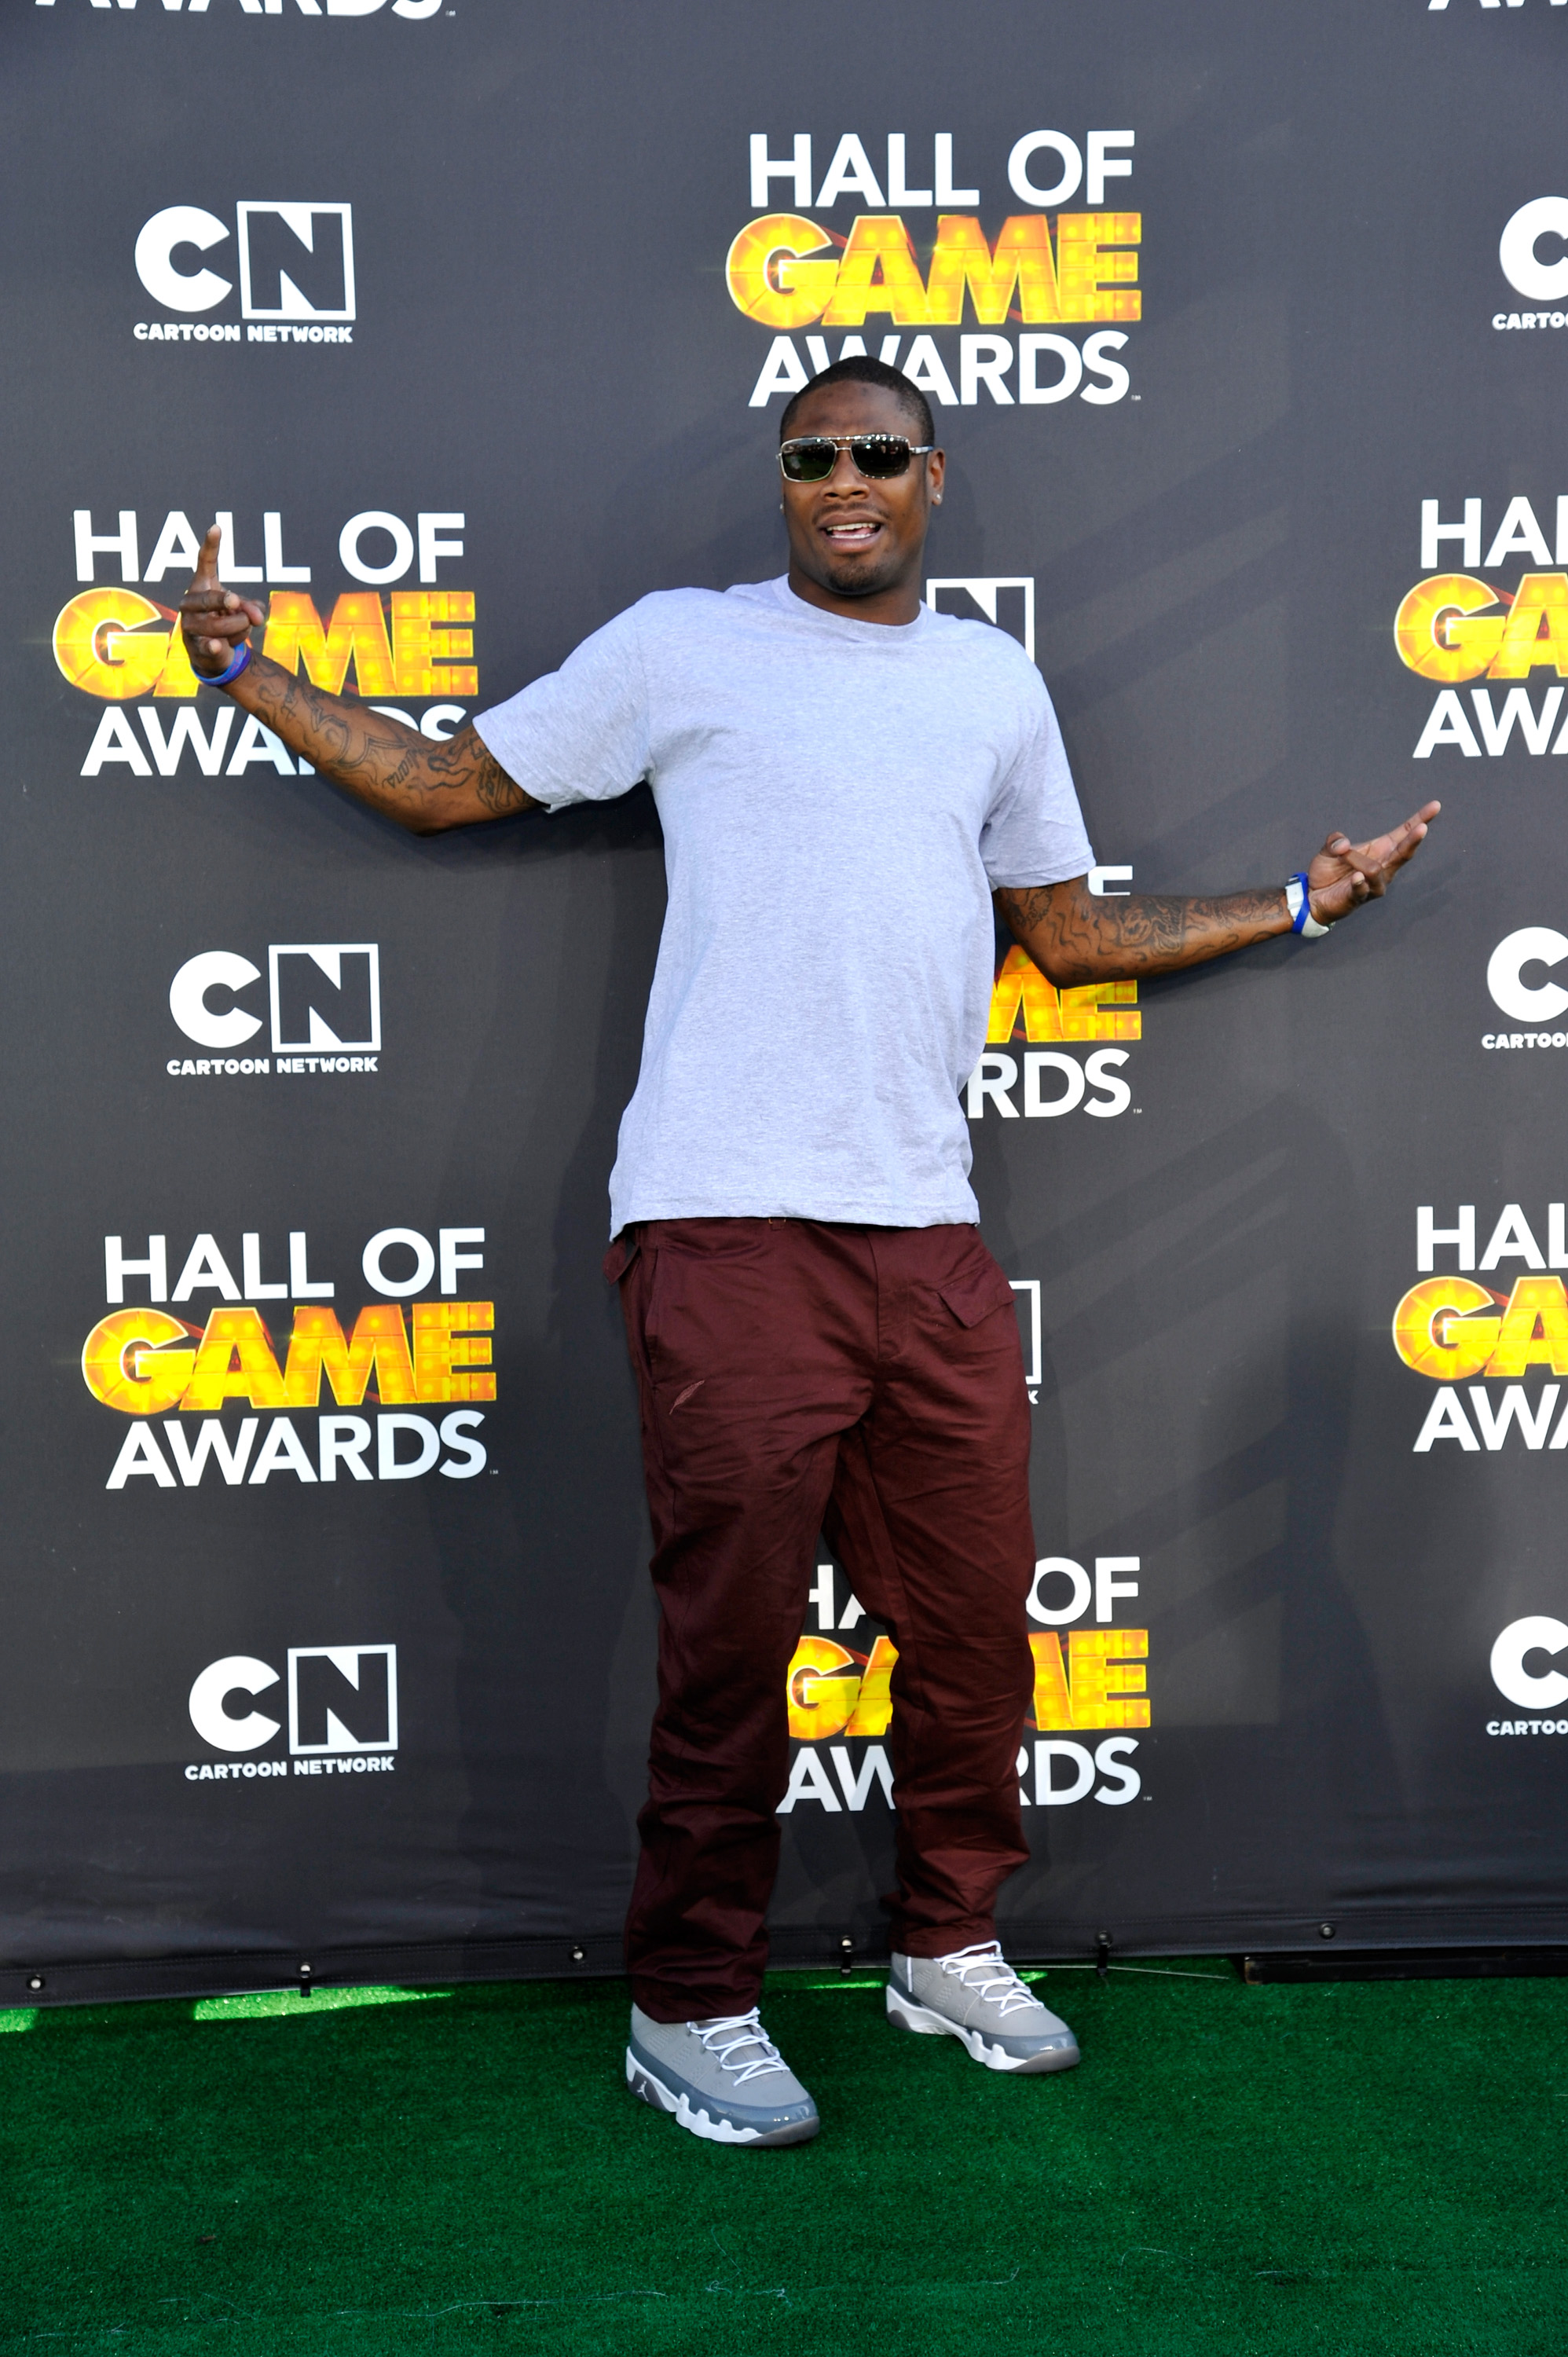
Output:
[852, 438, 911, 477]
[782, 441, 836, 482]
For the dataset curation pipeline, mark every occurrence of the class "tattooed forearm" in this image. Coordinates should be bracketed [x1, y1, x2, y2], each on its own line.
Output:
[423, 725, 533, 819]
[228, 654, 540, 833]
[995, 878, 1291, 985]
[178, 532, 537, 832]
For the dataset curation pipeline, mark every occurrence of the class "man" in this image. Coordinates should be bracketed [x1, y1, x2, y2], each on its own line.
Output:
[181, 356, 1437, 2150]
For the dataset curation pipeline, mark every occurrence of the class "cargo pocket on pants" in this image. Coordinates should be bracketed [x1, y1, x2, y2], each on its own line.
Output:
[936, 1263, 1018, 1329]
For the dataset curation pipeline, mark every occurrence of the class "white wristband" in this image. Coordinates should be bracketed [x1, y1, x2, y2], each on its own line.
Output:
[1284, 874, 1332, 939]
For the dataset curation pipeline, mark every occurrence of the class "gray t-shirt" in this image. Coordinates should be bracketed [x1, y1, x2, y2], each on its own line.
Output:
[474, 576, 1093, 1236]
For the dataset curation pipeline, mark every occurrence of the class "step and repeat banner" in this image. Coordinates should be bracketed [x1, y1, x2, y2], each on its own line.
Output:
[4, 0, 1566, 2000]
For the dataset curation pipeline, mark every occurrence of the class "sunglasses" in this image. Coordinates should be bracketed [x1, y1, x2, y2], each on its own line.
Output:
[779, 434, 935, 483]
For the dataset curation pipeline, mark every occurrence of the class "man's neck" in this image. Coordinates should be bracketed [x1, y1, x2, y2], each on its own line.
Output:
[785, 563, 925, 628]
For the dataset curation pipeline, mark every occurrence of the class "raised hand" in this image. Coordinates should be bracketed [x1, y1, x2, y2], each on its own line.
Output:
[178, 523, 266, 678]
[168, 512, 535, 829]
[997, 800, 1443, 986]
[1305, 802, 1441, 925]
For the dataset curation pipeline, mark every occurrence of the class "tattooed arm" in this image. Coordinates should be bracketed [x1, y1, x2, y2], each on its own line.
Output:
[996, 807, 1439, 987]
[178, 525, 538, 832]
[219, 659, 532, 833]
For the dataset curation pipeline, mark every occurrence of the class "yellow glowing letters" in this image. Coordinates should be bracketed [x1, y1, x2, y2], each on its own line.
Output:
[925, 215, 1062, 326]
[1388, 1273, 1568, 1380]
[1486, 1276, 1568, 1378]
[281, 1305, 418, 1409]
[411, 1302, 496, 1402]
[1394, 572, 1568, 684]
[1054, 214, 1141, 322]
[725, 213, 1141, 329]
[81, 1307, 197, 1415]
[725, 214, 842, 329]
[82, 1299, 499, 1413]
[821, 216, 931, 327]
[786, 1637, 864, 1741]
[260, 591, 396, 698]
[57, 588, 481, 704]
[53, 591, 177, 702]
[1489, 574, 1568, 680]
[1029, 1629, 1150, 1730]
[843, 1635, 897, 1736]
[181, 1308, 289, 1413]
[1064, 1629, 1150, 1728]
[987, 945, 1140, 1043]
[390, 593, 478, 698]
[783, 1626, 1152, 1742]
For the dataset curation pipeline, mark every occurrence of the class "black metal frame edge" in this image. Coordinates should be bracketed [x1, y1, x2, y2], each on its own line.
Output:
[14, 1920, 1568, 2010]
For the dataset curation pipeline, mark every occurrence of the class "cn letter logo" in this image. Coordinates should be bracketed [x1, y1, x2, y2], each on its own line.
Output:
[925, 575, 1035, 662]
[1490, 1618, 1568, 1713]
[135, 204, 355, 321]
[1499, 200, 1568, 306]
[1487, 928, 1568, 1025]
[189, 1646, 398, 1756]
[289, 1645, 397, 1754]
[270, 945, 379, 1053]
[170, 945, 381, 1054]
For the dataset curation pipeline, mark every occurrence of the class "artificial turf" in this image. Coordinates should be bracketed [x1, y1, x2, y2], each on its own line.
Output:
[3, 1963, 1566, 2355]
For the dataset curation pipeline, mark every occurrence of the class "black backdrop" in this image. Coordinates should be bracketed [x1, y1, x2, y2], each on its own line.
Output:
[5, 0, 1568, 2003]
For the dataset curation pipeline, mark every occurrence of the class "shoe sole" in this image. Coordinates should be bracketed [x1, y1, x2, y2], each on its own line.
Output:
[885, 1989, 1081, 2074]
[625, 2050, 821, 2146]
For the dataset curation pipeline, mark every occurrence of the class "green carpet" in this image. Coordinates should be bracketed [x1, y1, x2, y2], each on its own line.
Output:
[3, 1963, 1565, 2355]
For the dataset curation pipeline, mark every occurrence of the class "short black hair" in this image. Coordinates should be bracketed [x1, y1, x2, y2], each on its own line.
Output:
[779, 354, 936, 449]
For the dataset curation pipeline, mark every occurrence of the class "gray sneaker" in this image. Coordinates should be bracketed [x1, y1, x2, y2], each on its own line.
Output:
[626, 2003, 820, 2146]
[887, 1943, 1081, 2074]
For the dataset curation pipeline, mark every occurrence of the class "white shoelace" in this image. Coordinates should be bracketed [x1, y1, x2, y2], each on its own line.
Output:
[937, 1941, 1040, 2018]
[688, 2008, 790, 2084]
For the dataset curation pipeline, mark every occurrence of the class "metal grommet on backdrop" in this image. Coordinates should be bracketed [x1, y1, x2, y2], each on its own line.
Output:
[27, 1974, 43, 1992]
[1318, 1923, 1336, 1940]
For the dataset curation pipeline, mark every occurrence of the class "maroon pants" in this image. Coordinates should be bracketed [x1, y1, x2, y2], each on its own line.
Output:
[606, 1217, 1036, 2022]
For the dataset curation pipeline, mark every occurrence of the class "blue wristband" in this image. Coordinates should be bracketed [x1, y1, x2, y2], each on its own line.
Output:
[203, 642, 252, 691]
[1284, 872, 1332, 938]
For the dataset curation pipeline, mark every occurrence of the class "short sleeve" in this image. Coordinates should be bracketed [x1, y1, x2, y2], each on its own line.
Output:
[472, 601, 651, 812]
[979, 675, 1094, 889]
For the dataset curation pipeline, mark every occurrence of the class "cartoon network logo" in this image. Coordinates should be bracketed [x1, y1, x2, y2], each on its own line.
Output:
[169, 944, 381, 1076]
[1486, 1617, 1568, 1737]
[186, 1644, 397, 1780]
[1495, 199, 1568, 329]
[926, 575, 1035, 660]
[1482, 927, 1568, 1050]
[133, 203, 354, 343]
